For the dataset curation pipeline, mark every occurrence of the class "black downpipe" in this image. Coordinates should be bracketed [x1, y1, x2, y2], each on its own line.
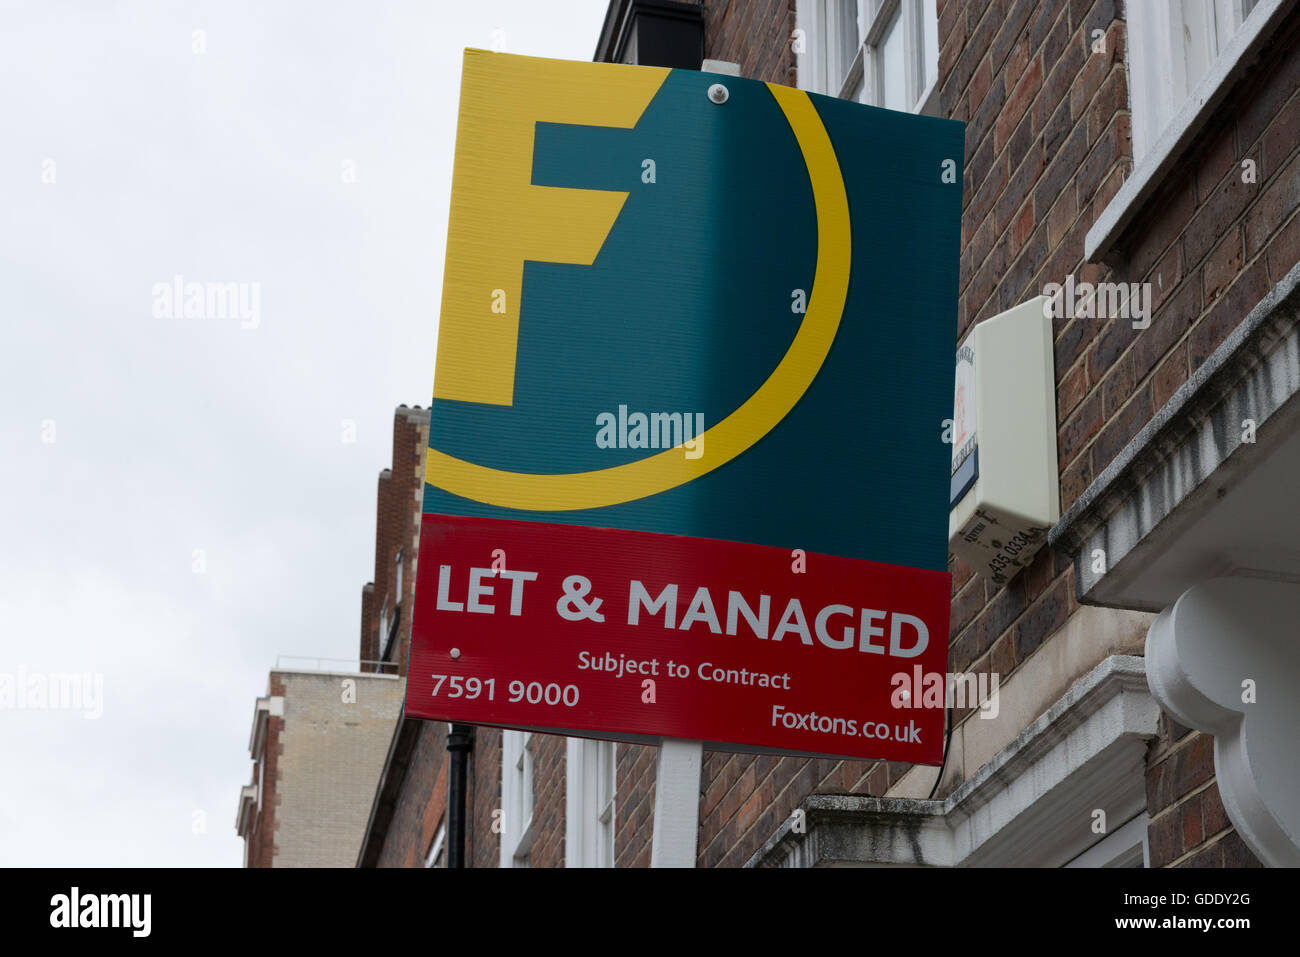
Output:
[446, 724, 474, 868]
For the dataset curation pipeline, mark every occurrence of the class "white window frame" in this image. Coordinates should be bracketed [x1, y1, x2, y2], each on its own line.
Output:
[796, 0, 940, 115]
[424, 820, 446, 868]
[1064, 812, 1150, 868]
[1126, 0, 1260, 161]
[395, 550, 404, 607]
[565, 738, 616, 867]
[378, 595, 389, 657]
[1087, 0, 1282, 261]
[499, 730, 534, 867]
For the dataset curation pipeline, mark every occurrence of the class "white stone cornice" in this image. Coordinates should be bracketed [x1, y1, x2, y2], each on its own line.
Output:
[748, 656, 1158, 867]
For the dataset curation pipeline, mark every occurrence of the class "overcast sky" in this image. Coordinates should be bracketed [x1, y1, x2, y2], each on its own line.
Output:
[0, 0, 610, 867]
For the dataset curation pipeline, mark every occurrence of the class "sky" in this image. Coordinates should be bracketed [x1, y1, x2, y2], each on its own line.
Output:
[0, 0, 612, 867]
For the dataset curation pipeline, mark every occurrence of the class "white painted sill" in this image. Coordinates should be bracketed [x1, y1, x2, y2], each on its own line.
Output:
[1085, 0, 1292, 264]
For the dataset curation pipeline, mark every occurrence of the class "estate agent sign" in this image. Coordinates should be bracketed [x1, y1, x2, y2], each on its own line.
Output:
[405, 50, 964, 764]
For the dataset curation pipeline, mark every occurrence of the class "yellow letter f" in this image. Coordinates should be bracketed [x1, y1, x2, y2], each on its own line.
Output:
[432, 50, 668, 407]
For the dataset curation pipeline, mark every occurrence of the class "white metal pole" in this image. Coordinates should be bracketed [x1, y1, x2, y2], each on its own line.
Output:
[650, 738, 703, 867]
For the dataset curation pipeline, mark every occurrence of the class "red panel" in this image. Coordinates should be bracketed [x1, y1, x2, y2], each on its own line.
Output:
[405, 514, 951, 764]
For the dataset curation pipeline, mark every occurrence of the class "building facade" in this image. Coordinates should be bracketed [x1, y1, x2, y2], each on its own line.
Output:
[357, 0, 1299, 867]
[361, 405, 430, 678]
[237, 666, 403, 867]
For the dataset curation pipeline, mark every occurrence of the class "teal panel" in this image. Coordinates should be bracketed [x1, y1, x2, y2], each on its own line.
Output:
[426, 67, 963, 571]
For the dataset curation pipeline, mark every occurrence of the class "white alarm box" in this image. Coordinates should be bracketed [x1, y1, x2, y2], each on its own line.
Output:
[948, 296, 1059, 585]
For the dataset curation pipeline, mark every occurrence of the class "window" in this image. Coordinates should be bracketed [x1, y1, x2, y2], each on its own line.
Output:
[798, 0, 940, 114]
[395, 550, 404, 607]
[500, 730, 535, 867]
[1086, 0, 1281, 260]
[1126, 0, 1261, 159]
[565, 738, 616, 867]
[1064, 813, 1150, 868]
[424, 820, 446, 868]
[378, 595, 389, 660]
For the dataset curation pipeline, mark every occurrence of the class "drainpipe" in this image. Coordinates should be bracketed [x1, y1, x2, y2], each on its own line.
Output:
[446, 724, 474, 868]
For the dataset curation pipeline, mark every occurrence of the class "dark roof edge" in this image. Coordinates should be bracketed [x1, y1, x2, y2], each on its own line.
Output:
[594, 0, 630, 62]
[594, 0, 704, 63]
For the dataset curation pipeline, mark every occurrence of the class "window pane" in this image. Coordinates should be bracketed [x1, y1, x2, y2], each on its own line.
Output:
[604, 741, 616, 805]
[835, 0, 859, 88]
[1180, 0, 1215, 90]
[921, 0, 939, 89]
[878, 6, 906, 112]
[910, 0, 926, 104]
[523, 738, 534, 817]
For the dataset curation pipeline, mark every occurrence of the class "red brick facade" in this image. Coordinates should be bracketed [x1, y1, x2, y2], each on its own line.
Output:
[701, 0, 796, 84]
[383, 723, 452, 867]
[244, 674, 284, 868]
[1145, 721, 1262, 868]
[361, 406, 428, 676]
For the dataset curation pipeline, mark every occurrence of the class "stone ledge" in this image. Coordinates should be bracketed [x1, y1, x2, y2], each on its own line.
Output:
[1049, 262, 1300, 607]
[747, 655, 1157, 867]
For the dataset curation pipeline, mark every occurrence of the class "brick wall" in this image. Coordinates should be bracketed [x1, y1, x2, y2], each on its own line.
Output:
[245, 675, 284, 868]
[701, 0, 795, 85]
[468, 727, 502, 868]
[614, 742, 657, 868]
[374, 721, 450, 867]
[528, 734, 567, 868]
[1145, 718, 1262, 868]
[1050, 5, 1300, 514]
[361, 405, 428, 675]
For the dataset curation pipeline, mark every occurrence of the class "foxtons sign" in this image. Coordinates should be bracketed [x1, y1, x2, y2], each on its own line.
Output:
[405, 50, 964, 763]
